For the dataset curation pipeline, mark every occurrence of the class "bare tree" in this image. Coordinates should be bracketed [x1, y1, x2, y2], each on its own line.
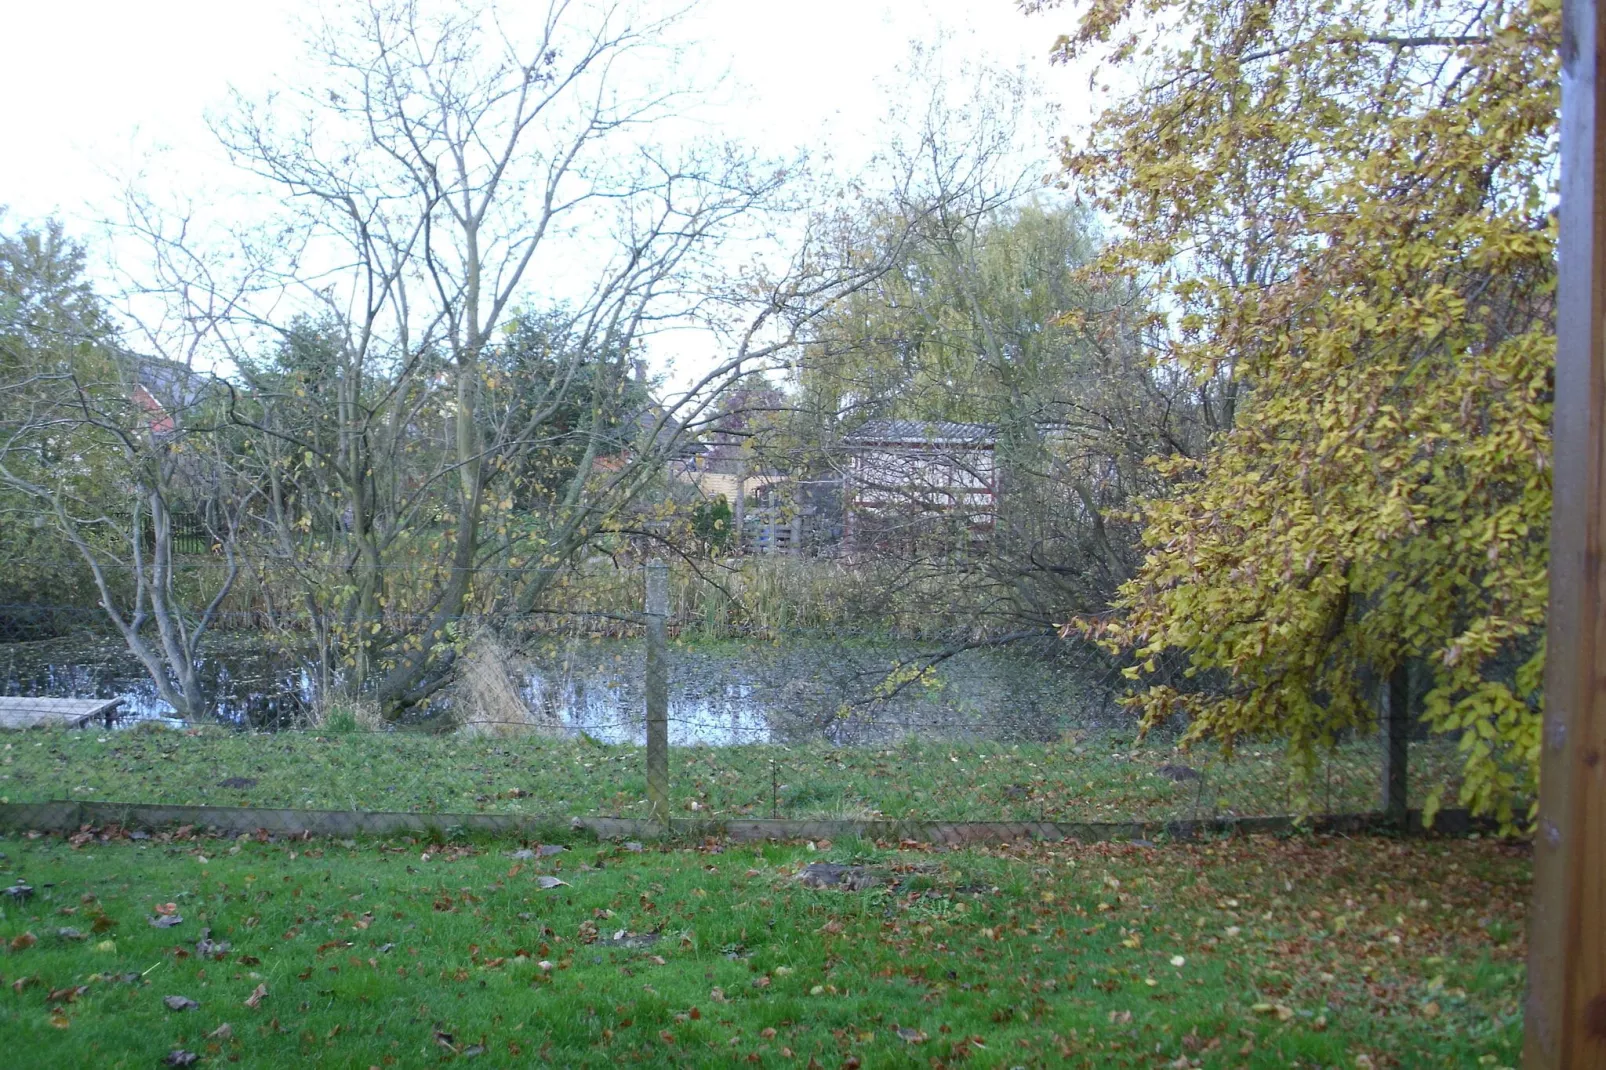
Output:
[114, 0, 909, 716]
[0, 346, 252, 719]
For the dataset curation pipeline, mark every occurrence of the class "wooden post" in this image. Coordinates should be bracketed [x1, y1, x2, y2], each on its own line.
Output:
[644, 563, 670, 827]
[1526, 0, 1606, 1063]
[1382, 662, 1410, 826]
[733, 459, 746, 556]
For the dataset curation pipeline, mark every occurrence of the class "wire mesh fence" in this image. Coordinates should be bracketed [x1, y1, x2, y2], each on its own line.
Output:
[0, 567, 1453, 830]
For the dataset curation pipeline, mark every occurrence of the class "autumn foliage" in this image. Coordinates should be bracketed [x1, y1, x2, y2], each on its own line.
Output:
[1035, 0, 1560, 824]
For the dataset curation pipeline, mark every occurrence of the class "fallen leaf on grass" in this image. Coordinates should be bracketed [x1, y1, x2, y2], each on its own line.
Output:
[48, 985, 88, 1004]
[535, 876, 569, 890]
[207, 1023, 233, 1041]
[244, 983, 267, 1008]
[154, 903, 178, 916]
[164, 995, 200, 1012]
[56, 928, 86, 942]
[9, 932, 37, 951]
[196, 929, 230, 958]
[895, 1026, 927, 1044]
[48, 1010, 69, 1029]
[162, 1051, 198, 1067]
[149, 915, 184, 929]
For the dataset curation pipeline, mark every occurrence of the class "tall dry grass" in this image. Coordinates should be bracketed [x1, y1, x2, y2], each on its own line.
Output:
[454, 626, 563, 737]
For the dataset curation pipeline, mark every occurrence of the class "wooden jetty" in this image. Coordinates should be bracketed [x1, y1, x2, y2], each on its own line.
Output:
[0, 697, 124, 730]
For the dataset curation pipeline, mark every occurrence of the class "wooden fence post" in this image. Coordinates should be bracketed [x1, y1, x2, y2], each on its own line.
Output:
[1526, 0, 1606, 1063]
[644, 563, 670, 827]
[1382, 662, 1410, 826]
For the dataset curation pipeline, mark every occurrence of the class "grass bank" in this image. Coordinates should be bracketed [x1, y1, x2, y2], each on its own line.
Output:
[0, 827, 1526, 1068]
[0, 729, 1463, 822]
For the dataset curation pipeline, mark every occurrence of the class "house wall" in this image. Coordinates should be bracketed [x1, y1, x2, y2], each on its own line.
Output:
[673, 469, 780, 504]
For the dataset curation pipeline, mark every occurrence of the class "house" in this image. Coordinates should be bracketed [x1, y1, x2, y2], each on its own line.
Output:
[124, 355, 220, 553]
[840, 419, 998, 551]
[663, 382, 819, 554]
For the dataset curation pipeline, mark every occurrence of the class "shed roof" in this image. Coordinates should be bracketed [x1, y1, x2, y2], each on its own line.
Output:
[843, 418, 996, 446]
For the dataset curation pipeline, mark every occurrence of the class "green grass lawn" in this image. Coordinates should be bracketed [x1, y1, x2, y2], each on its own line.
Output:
[0, 827, 1525, 1068]
[0, 728, 1464, 823]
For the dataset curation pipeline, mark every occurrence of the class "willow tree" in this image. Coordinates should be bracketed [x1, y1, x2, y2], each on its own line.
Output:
[1028, 0, 1558, 823]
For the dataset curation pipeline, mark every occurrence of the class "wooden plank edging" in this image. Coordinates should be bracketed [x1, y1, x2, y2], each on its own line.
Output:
[0, 801, 1491, 844]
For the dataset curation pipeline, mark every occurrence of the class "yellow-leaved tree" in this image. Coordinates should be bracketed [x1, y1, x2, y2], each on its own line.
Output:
[1027, 0, 1559, 825]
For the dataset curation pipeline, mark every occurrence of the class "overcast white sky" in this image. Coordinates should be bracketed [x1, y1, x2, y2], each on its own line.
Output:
[0, 0, 1093, 379]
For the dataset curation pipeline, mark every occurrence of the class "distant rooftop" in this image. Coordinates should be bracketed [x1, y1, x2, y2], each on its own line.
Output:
[127, 353, 211, 410]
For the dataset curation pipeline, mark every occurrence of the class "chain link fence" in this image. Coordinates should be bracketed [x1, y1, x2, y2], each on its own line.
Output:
[0, 569, 1453, 831]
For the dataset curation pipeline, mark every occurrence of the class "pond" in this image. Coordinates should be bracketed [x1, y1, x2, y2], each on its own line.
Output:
[0, 631, 1123, 746]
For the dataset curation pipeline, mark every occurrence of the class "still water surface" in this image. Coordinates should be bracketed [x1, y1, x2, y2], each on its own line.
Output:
[0, 633, 1117, 745]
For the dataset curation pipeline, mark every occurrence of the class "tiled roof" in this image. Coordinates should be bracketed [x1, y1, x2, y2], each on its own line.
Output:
[843, 419, 996, 445]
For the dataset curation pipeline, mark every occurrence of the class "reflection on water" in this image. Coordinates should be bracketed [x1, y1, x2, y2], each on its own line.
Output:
[0, 635, 313, 728]
[518, 638, 1112, 746]
[0, 632, 1117, 745]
